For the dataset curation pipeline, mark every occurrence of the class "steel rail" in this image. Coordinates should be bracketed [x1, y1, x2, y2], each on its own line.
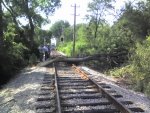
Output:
[54, 63, 62, 113]
[73, 65, 133, 113]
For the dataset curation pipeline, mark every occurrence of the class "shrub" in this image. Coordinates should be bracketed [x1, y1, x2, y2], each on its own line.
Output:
[130, 39, 150, 93]
[29, 54, 38, 65]
[0, 23, 28, 85]
[58, 42, 72, 56]
[145, 82, 150, 96]
[108, 65, 133, 78]
[109, 36, 150, 96]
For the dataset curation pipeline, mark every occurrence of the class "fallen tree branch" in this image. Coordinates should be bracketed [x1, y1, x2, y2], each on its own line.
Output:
[38, 52, 127, 67]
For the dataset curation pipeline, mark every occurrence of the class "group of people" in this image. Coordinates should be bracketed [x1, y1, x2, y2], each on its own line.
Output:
[38, 45, 51, 61]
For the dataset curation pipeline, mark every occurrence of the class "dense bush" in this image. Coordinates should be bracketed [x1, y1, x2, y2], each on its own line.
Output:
[29, 53, 38, 65]
[130, 38, 150, 95]
[108, 37, 150, 96]
[58, 42, 73, 56]
[0, 24, 28, 85]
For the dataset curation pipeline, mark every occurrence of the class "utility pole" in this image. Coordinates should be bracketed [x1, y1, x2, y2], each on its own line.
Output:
[71, 4, 79, 57]
[43, 37, 46, 62]
[61, 23, 64, 43]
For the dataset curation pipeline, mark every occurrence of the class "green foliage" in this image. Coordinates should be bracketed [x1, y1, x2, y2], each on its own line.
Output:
[50, 20, 70, 39]
[11, 42, 28, 60]
[87, 0, 114, 22]
[3, 23, 16, 47]
[109, 37, 150, 96]
[5, 0, 61, 20]
[131, 39, 150, 81]
[75, 25, 89, 55]
[35, 28, 52, 45]
[0, 22, 28, 84]
[2, 0, 61, 50]
[86, 0, 114, 38]
[118, 1, 150, 40]
[145, 82, 150, 95]
[29, 53, 38, 65]
[129, 38, 150, 94]
[58, 42, 72, 56]
[36, 0, 61, 15]
[64, 27, 73, 42]
[108, 65, 133, 78]
[4, 23, 27, 59]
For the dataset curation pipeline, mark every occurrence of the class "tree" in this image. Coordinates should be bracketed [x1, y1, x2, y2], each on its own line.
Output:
[0, 0, 3, 46]
[2, 0, 61, 48]
[35, 28, 52, 45]
[86, 0, 114, 39]
[50, 20, 70, 39]
[63, 26, 73, 42]
[116, 1, 150, 41]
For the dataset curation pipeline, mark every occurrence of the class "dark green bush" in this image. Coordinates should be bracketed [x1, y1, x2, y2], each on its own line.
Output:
[108, 37, 150, 96]
[29, 53, 38, 65]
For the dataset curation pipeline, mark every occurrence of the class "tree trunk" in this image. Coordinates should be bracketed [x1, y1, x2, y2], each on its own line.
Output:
[0, 0, 3, 46]
[1, 1, 19, 29]
[28, 15, 34, 47]
[94, 20, 98, 39]
[94, 14, 98, 39]
[25, 0, 34, 48]
[39, 52, 128, 67]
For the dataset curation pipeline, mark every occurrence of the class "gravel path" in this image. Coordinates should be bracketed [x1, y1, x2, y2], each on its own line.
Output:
[0, 66, 54, 113]
[81, 66, 150, 113]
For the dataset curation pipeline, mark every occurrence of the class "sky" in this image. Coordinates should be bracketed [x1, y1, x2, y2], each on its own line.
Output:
[42, 0, 128, 30]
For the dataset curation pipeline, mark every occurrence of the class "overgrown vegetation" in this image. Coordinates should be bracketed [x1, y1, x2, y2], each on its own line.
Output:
[108, 38, 150, 95]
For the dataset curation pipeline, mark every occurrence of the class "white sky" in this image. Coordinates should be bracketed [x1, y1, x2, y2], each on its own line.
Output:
[17, 0, 144, 30]
[17, 0, 142, 30]
[42, 0, 128, 30]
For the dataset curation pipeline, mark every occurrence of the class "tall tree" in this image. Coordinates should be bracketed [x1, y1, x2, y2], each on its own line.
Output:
[50, 20, 70, 39]
[3, 0, 61, 47]
[2, 0, 19, 28]
[86, 0, 114, 38]
[115, 1, 150, 41]
[0, 0, 3, 46]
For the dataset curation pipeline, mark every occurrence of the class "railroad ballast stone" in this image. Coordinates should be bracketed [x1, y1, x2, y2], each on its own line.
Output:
[0, 67, 54, 113]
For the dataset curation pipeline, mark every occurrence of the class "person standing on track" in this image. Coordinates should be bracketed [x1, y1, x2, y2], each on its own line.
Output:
[38, 45, 49, 62]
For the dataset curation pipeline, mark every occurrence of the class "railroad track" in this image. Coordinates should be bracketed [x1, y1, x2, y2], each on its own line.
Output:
[56, 63, 145, 113]
[36, 63, 145, 113]
[35, 73, 56, 113]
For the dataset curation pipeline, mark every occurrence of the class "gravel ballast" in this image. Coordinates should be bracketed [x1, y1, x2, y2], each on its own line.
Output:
[81, 66, 150, 113]
[0, 66, 54, 113]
